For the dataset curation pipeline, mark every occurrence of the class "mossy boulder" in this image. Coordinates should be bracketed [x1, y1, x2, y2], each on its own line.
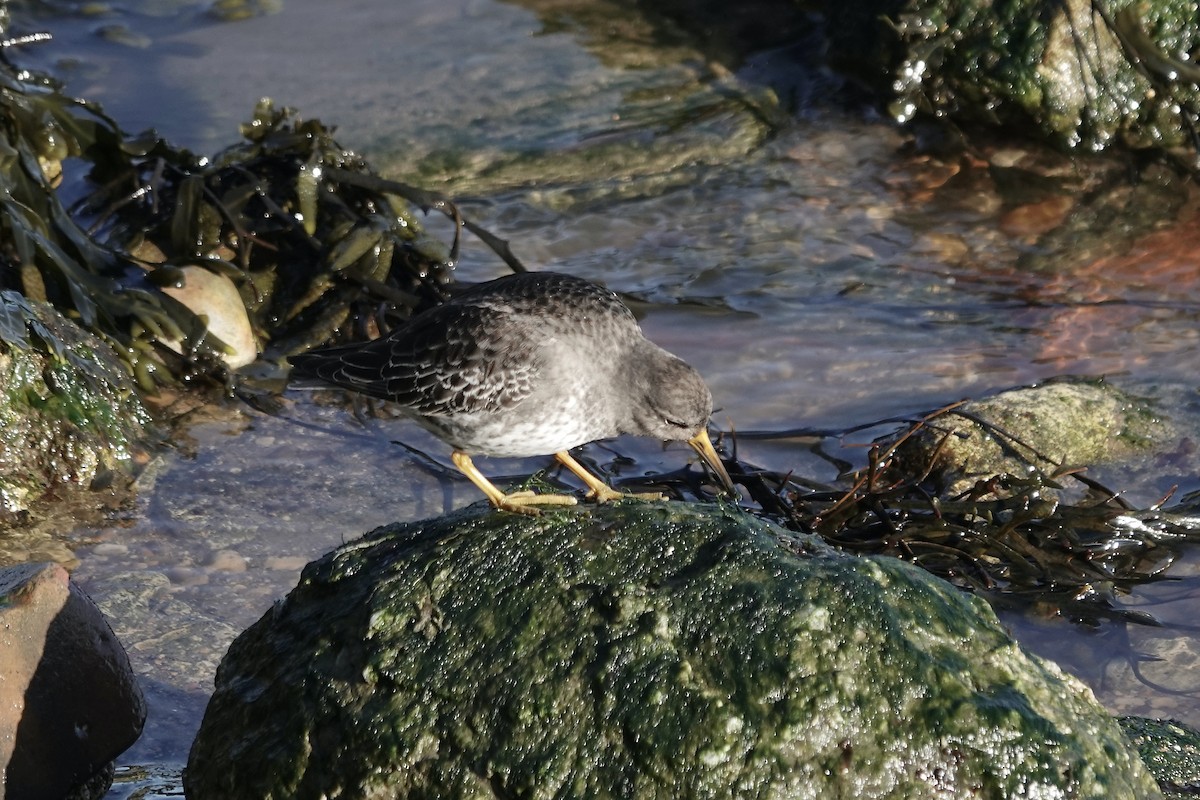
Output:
[1119, 717, 1200, 799]
[186, 502, 1161, 799]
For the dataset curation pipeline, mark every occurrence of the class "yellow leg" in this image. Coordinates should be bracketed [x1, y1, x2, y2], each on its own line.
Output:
[451, 451, 578, 516]
[554, 451, 666, 504]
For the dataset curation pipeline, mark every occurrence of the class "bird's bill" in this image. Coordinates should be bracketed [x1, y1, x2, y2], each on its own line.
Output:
[687, 431, 736, 494]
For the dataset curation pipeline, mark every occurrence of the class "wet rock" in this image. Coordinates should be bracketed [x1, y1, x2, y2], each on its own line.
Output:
[890, 380, 1169, 497]
[186, 502, 1160, 799]
[0, 562, 146, 800]
[0, 292, 152, 522]
[828, 0, 1200, 154]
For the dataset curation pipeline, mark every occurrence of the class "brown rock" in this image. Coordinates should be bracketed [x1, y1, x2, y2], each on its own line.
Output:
[0, 563, 145, 800]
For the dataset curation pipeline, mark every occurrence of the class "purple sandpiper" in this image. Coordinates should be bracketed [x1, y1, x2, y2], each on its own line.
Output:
[289, 271, 734, 514]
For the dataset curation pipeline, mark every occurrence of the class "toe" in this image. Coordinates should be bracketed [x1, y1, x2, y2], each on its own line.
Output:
[495, 492, 579, 513]
[586, 485, 627, 504]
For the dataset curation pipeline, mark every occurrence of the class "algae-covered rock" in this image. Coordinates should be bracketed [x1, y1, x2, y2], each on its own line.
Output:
[186, 502, 1160, 799]
[828, 0, 1200, 153]
[0, 291, 152, 520]
[1119, 717, 1200, 798]
[891, 380, 1166, 497]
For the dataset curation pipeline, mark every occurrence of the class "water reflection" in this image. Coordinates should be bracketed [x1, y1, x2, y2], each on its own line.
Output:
[1002, 556, 1200, 723]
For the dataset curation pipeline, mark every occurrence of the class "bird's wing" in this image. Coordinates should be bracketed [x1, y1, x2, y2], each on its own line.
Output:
[290, 302, 541, 415]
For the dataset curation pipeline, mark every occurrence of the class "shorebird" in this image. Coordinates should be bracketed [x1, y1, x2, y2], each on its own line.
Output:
[289, 271, 734, 514]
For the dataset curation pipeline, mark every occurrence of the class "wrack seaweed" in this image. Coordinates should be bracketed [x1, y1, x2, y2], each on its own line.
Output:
[716, 400, 1200, 628]
[0, 46, 500, 391]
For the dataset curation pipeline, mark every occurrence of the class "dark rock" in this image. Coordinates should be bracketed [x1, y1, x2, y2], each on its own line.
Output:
[0, 562, 146, 800]
[186, 502, 1160, 799]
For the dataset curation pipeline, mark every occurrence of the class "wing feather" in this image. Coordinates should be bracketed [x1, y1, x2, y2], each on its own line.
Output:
[290, 301, 540, 415]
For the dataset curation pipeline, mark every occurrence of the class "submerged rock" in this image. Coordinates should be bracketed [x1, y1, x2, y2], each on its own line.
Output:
[0, 562, 146, 800]
[186, 502, 1160, 799]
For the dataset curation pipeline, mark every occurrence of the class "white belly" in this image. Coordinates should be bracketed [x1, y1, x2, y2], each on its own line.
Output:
[418, 391, 616, 457]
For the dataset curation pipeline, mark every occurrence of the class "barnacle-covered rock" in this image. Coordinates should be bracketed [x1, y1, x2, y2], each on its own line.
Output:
[1119, 716, 1200, 794]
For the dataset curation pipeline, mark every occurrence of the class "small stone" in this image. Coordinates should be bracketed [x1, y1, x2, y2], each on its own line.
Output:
[159, 266, 257, 369]
[164, 567, 209, 587]
[207, 549, 247, 573]
[93, 23, 152, 48]
[999, 194, 1074, 239]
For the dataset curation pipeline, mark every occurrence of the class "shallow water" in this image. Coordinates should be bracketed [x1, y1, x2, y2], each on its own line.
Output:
[8, 0, 1200, 792]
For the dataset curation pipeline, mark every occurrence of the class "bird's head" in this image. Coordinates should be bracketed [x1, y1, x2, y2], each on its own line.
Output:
[627, 355, 713, 442]
[626, 353, 735, 494]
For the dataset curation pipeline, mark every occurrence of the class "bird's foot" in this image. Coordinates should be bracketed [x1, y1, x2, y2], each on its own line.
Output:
[493, 490, 579, 516]
[585, 485, 667, 504]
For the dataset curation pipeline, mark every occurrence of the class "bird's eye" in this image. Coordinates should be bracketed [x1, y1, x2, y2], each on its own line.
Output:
[665, 417, 690, 430]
